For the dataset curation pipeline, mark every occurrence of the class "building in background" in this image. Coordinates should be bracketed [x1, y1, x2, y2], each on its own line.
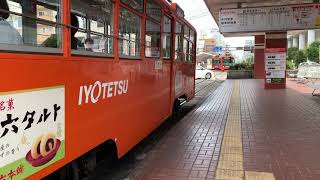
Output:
[223, 37, 254, 63]
[197, 28, 254, 63]
[288, 30, 320, 50]
[197, 28, 224, 54]
[6, 1, 58, 46]
[37, 5, 57, 44]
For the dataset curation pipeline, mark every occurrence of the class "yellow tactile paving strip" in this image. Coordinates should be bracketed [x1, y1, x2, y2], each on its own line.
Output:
[215, 81, 275, 180]
[245, 171, 276, 180]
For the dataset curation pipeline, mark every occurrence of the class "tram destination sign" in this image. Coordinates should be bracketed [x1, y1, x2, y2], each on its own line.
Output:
[220, 3, 320, 33]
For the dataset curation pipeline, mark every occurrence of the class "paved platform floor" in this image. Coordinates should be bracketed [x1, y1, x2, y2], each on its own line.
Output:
[125, 79, 320, 180]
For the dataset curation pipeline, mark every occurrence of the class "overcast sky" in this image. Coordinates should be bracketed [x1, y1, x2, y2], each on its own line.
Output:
[172, 0, 254, 48]
[172, 0, 218, 33]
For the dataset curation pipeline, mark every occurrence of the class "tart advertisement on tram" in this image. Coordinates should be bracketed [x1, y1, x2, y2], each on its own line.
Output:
[0, 86, 65, 180]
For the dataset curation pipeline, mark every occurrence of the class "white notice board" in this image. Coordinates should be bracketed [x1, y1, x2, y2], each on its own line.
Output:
[265, 49, 286, 79]
[220, 4, 320, 33]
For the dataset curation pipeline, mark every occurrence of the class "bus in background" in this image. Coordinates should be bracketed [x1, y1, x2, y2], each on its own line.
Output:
[0, 0, 196, 179]
[212, 54, 235, 70]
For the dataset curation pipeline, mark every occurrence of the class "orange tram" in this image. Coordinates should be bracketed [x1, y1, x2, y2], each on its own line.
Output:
[0, 0, 196, 179]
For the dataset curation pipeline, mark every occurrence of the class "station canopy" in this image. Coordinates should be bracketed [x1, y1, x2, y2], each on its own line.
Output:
[204, 0, 317, 36]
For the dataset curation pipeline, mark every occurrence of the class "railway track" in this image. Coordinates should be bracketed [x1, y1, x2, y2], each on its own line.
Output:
[195, 79, 207, 85]
[195, 79, 217, 94]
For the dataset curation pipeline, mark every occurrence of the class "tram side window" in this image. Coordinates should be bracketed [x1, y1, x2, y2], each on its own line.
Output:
[183, 25, 195, 63]
[120, 0, 144, 13]
[0, 0, 62, 52]
[162, 16, 171, 60]
[71, 0, 114, 55]
[146, 0, 161, 22]
[175, 22, 183, 61]
[145, 20, 160, 58]
[189, 30, 196, 62]
[183, 26, 190, 62]
[119, 8, 141, 58]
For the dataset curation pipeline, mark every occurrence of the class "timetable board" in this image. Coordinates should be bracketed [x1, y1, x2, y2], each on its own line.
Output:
[220, 4, 320, 33]
[265, 48, 286, 80]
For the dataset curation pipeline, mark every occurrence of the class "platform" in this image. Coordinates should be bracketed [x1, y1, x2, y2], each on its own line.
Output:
[122, 79, 320, 180]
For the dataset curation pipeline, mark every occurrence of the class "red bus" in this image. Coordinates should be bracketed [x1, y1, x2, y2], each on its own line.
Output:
[0, 0, 196, 179]
[212, 55, 234, 70]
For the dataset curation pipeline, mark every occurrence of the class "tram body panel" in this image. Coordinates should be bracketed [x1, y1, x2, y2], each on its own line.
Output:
[0, 57, 172, 179]
[0, 0, 196, 178]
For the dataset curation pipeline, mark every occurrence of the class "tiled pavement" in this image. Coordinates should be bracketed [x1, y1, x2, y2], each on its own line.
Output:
[241, 80, 320, 180]
[126, 79, 320, 180]
[127, 81, 233, 180]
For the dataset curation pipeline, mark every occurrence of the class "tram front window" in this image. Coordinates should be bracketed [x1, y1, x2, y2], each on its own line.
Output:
[0, 0, 62, 52]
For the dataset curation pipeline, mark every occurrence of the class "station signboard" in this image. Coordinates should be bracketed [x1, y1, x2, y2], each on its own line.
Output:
[220, 3, 320, 33]
[265, 48, 286, 81]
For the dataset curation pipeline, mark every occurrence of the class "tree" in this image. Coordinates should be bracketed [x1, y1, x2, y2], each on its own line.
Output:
[286, 60, 295, 70]
[306, 41, 320, 62]
[295, 50, 307, 66]
[244, 55, 254, 64]
[287, 47, 299, 61]
[287, 47, 306, 67]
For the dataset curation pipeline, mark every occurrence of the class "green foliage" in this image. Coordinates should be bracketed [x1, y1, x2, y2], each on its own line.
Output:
[295, 50, 307, 65]
[287, 47, 299, 61]
[230, 62, 253, 70]
[244, 55, 254, 64]
[287, 47, 306, 67]
[306, 41, 320, 62]
[286, 60, 295, 70]
[230, 56, 253, 70]
[229, 55, 254, 70]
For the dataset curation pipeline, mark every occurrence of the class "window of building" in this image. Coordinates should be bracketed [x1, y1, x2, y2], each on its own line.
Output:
[146, 0, 161, 22]
[162, 16, 171, 59]
[120, 0, 144, 13]
[71, 0, 114, 56]
[145, 20, 160, 58]
[175, 21, 183, 61]
[0, 0, 62, 53]
[119, 7, 141, 58]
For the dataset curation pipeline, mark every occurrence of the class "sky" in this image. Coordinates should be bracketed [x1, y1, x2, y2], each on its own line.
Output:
[172, 0, 218, 34]
[172, 0, 254, 60]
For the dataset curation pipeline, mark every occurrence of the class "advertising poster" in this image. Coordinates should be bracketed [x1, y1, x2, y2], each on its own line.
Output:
[0, 86, 65, 179]
[266, 70, 286, 79]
